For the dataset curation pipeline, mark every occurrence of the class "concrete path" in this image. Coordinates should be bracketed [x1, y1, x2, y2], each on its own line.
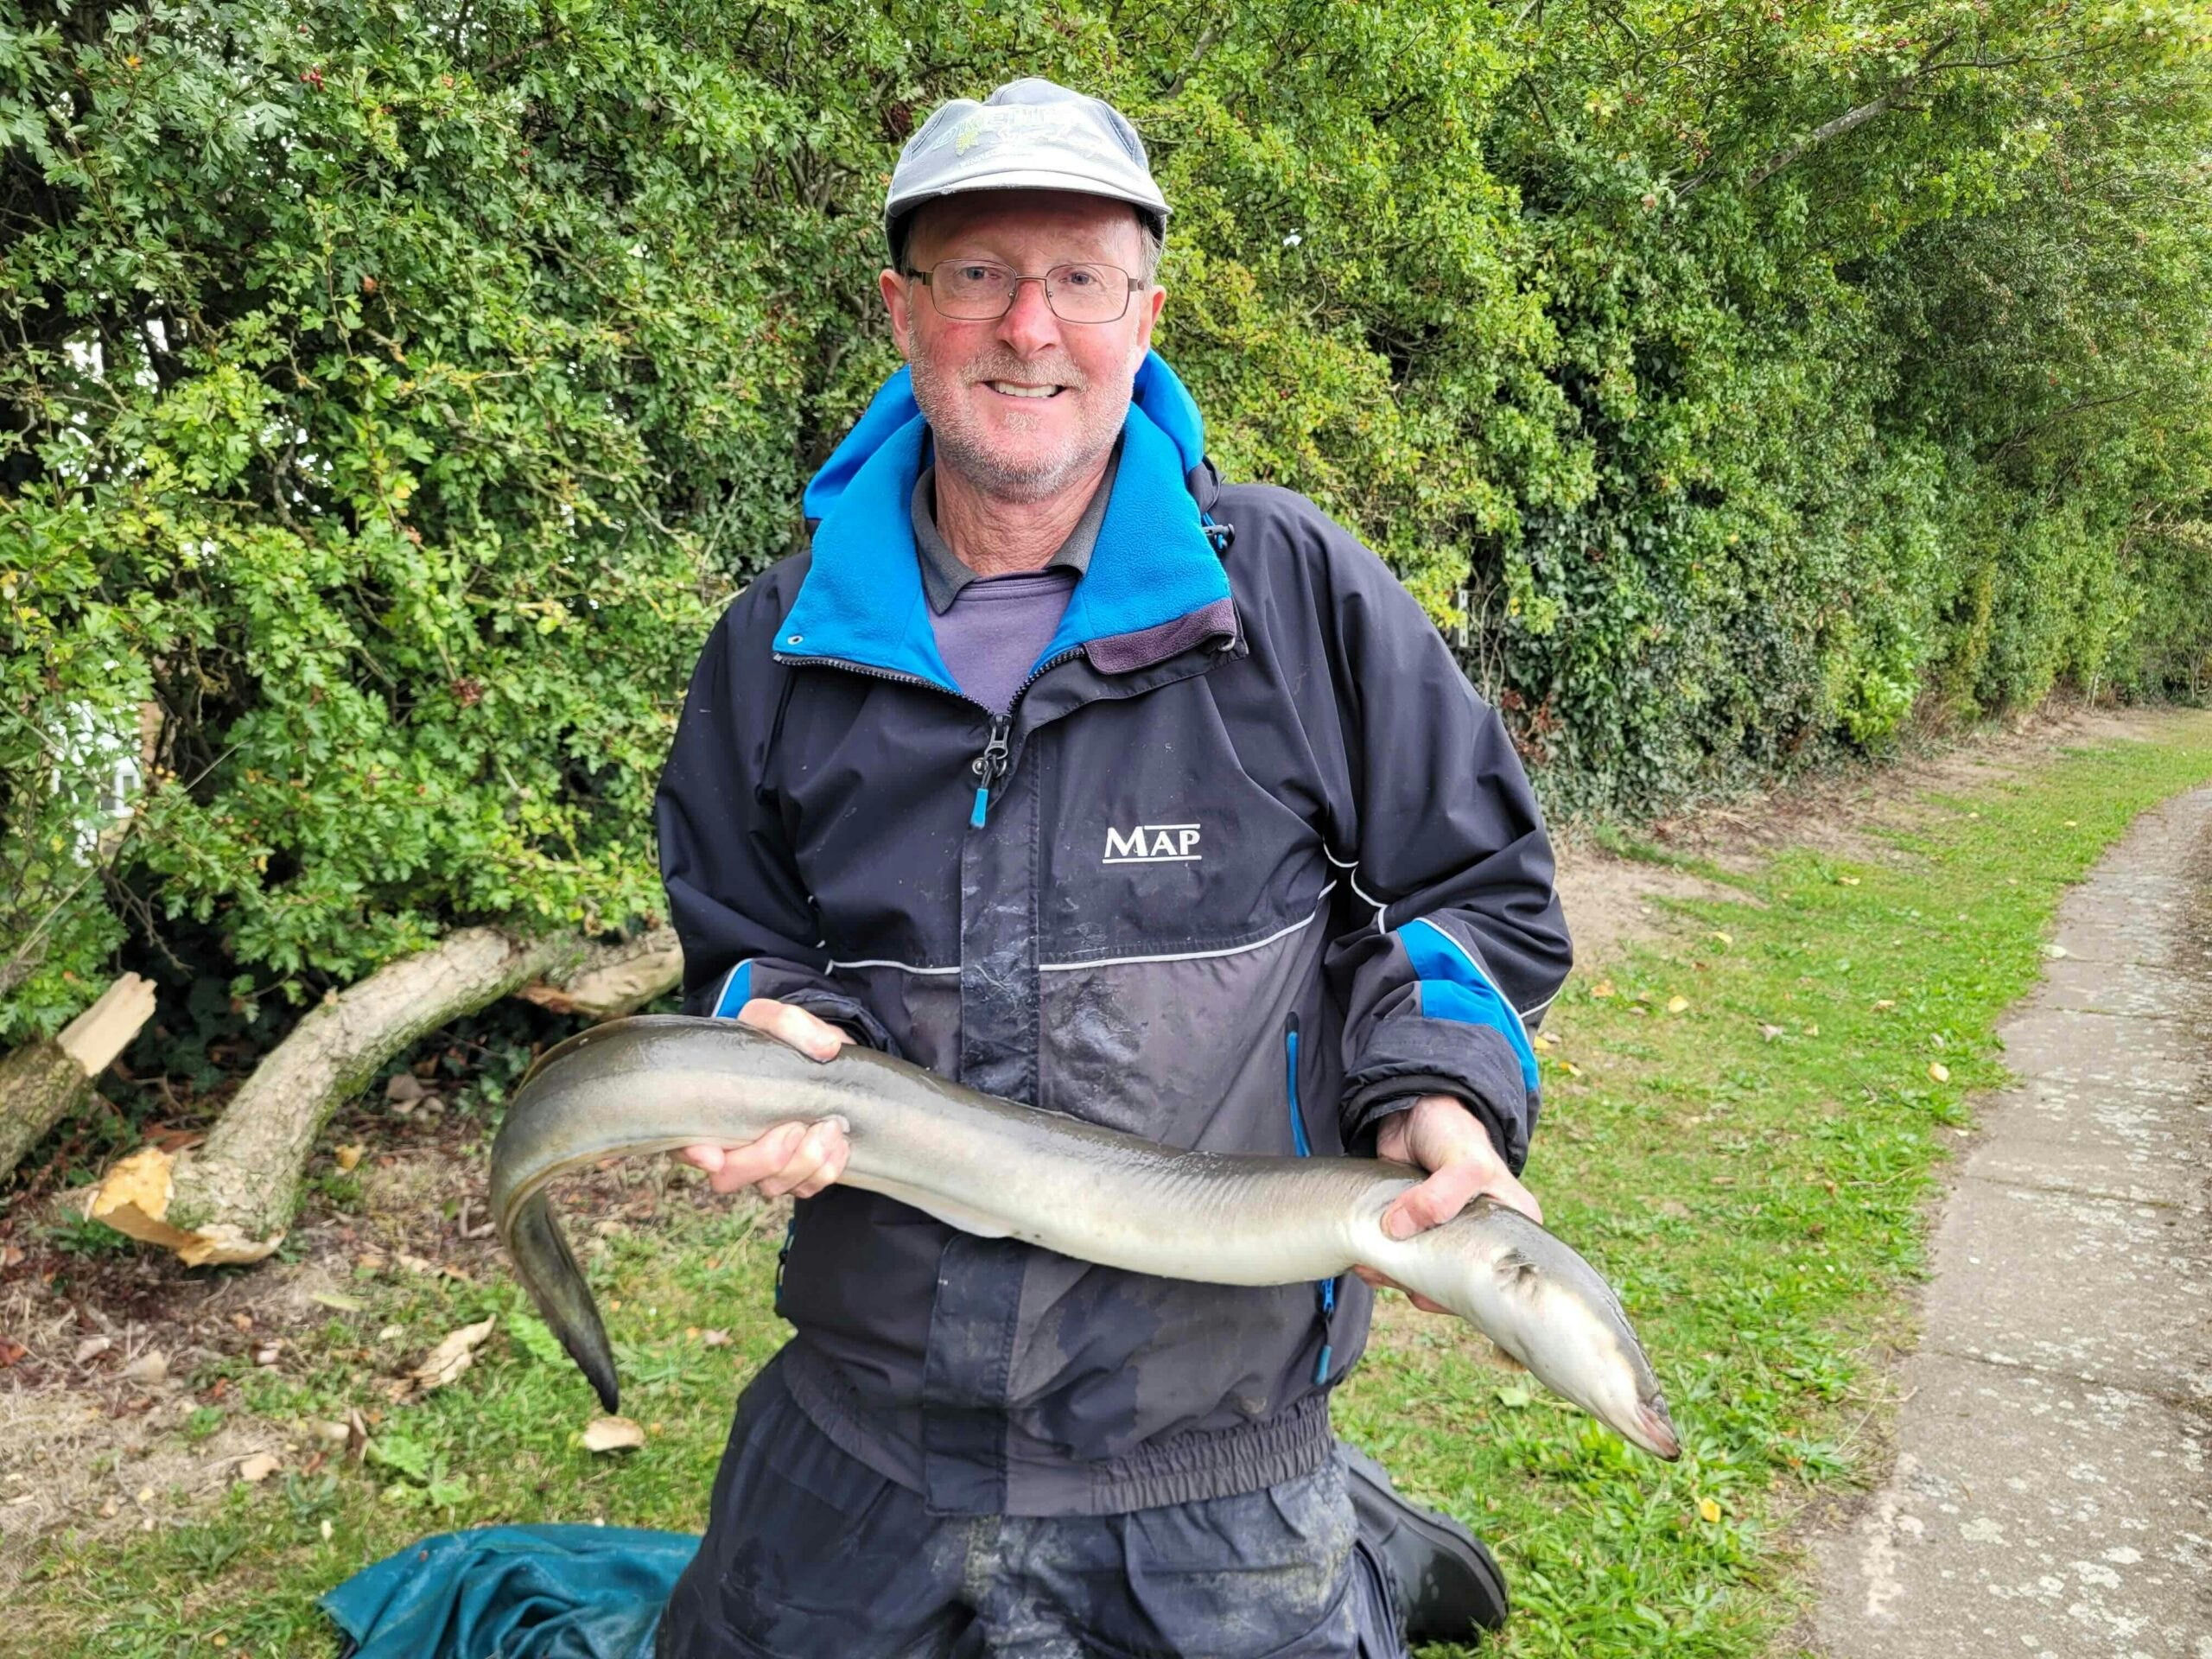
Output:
[1812, 785, 2212, 1658]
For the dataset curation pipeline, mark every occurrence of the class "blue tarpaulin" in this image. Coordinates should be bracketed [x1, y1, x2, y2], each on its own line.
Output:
[319, 1525, 695, 1659]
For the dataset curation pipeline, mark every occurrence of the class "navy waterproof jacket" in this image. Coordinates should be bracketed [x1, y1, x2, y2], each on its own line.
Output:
[655, 353, 1573, 1517]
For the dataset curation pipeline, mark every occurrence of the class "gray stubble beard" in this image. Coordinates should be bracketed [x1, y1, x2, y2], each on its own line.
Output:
[908, 339, 1138, 505]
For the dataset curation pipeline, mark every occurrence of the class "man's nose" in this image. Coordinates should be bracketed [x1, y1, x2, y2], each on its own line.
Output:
[994, 277, 1064, 357]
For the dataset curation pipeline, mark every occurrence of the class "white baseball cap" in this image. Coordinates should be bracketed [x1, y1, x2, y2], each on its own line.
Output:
[885, 78, 1169, 261]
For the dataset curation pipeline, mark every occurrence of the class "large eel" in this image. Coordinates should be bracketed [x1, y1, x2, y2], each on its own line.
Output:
[489, 1014, 1681, 1460]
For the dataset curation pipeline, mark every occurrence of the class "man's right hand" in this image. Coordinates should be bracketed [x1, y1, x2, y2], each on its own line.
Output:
[678, 998, 853, 1199]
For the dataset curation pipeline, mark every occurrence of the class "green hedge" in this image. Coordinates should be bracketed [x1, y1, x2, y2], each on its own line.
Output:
[4, 0, 2209, 1044]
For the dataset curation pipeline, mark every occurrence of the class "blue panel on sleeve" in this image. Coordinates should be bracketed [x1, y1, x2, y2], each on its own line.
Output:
[1398, 918, 1540, 1092]
[710, 960, 754, 1020]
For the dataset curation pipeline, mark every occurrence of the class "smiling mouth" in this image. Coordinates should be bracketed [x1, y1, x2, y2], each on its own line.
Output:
[983, 381, 1066, 399]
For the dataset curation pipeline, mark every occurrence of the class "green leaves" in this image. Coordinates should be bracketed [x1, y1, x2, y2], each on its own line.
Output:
[3, 0, 2208, 1045]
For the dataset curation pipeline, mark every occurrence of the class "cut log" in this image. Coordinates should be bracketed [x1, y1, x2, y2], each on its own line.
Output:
[88, 929, 583, 1265]
[0, 974, 156, 1183]
[516, 925, 682, 1019]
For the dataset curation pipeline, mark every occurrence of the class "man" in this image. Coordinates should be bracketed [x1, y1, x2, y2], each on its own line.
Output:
[653, 78, 1572, 1658]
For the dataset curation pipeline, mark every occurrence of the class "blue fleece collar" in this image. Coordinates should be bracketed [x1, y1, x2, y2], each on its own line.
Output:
[778, 353, 1228, 696]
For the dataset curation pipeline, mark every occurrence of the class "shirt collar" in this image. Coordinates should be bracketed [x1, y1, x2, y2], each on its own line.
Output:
[912, 437, 1122, 614]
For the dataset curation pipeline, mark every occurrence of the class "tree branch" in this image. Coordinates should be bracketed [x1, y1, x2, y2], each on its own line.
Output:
[1162, 22, 1224, 99]
[1681, 30, 1961, 199]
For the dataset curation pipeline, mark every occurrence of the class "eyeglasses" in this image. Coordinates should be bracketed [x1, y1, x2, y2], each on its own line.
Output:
[908, 259, 1141, 324]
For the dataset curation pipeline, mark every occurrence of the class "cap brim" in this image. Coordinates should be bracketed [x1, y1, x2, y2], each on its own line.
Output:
[888, 166, 1170, 225]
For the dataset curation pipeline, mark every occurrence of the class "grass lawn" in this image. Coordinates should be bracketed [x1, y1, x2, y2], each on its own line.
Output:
[13, 718, 2212, 1657]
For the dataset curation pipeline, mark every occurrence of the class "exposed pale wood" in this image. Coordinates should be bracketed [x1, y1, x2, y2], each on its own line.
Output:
[55, 973, 156, 1074]
[517, 925, 683, 1018]
[0, 974, 156, 1182]
[90, 929, 583, 1265]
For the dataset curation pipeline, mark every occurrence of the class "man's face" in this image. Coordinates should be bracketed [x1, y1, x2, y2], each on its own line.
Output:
[881, 189, 1166, 504]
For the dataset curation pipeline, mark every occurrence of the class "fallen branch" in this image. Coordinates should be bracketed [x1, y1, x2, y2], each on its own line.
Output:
[515, 925, 682, 1019]
[0, 974, 156, 1183]
[89, 929, 582, 1265]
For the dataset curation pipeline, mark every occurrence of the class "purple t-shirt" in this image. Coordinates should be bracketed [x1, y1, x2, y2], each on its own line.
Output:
[928, 569, 1077, 715]
[912, 440, 1116, 715]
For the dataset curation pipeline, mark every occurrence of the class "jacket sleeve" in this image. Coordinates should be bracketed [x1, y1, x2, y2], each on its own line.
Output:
[654, 592, 900, 1054]
[1316, 534, 1573, 1174]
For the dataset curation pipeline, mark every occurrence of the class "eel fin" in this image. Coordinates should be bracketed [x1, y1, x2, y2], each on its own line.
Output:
[509, 1188, 620, 1414]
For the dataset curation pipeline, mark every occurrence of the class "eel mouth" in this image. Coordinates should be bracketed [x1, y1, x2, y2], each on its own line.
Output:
[1637, 1395, 1682, 1461]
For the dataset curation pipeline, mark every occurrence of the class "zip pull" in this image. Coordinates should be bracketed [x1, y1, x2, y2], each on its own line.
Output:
[969, 714, 1013, 827]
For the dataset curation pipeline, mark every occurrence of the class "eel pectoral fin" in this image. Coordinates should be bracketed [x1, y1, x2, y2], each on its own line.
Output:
[508, 1187, 620, 1414]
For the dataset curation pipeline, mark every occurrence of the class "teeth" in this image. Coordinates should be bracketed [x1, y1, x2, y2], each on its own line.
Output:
[987, 382, 1059, 398]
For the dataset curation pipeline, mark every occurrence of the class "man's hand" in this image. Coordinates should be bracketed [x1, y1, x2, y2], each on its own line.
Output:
[1354, 1094, 1541, 1314]
[678, 998, 853, 1200]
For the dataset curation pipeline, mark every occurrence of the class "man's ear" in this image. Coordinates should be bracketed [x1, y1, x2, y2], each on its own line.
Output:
[880, 267, 916, 359]
[1129, 281, 1166, 372]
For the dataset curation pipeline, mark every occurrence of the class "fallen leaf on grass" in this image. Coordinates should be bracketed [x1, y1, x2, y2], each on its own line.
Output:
[309, 1291, 365, 1313]
[121, 1351, 167, 1386]
[1872, 999, 1896, 1012]
[1589, 979, 1617, 999]
[1698, 1497, 1722, 1524]
[699, 1330, 732, 1348]
[334, 1144, 365, 1172]
[410, 1318, 496, 1392]
[236, 1452, 281, 1484]
[1928, 1061, 1951, 1084]
[1708, 931, 1732, 947]
[581, 1416, 646, 1453]
[395, 1251, 473, 1283]
[75, 1335, 112, 1363]
[1834, 874, 1860, 887]
[1759, 1024, 1784, 1042]
[1665, 995, 1690, 1014]
[0, 1339, 26, 1367]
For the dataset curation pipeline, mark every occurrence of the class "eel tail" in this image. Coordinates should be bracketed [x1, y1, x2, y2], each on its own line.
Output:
[505, 1187, 620, 1415]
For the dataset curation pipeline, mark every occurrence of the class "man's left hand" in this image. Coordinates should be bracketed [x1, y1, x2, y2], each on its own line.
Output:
[1354, 1094, 1541, 1314]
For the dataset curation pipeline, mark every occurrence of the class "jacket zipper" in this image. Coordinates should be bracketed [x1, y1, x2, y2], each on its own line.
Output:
[773, 649, 1032, 830]
[967, 646, 1082, 828]
[1285, 1014, 1338, 1386]
[970, 715, 1012, 826]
